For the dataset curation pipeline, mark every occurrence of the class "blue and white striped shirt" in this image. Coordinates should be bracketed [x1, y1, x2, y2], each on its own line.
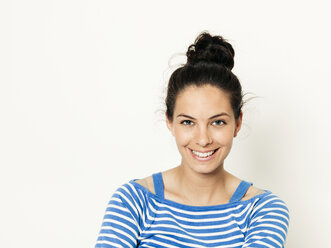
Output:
[95, 172, 289, 247]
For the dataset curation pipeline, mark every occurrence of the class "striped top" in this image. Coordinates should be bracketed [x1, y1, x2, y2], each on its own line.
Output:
[95, 172, 290, 248]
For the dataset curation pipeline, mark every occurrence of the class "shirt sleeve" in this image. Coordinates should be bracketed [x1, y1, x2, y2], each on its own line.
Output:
[94, 184, 142, 248]
[242, 194, 290, 248]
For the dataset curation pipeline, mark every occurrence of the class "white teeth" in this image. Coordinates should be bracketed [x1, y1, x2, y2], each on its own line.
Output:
[192, 149, 216, 158]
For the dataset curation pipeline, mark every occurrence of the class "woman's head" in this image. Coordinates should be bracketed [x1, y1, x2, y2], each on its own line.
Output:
[165, 32, 243, 123]
[165, 32, 244, 174]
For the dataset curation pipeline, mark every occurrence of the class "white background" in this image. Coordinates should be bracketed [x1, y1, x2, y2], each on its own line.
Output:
[1, 0, 330, 247]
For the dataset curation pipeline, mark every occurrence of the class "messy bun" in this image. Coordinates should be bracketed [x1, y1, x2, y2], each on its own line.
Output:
[165, 31, 243, 122]
[186, 32, 235, 70]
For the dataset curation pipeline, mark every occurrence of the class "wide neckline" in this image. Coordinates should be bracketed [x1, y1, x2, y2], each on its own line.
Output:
[129, 179, 271, 211]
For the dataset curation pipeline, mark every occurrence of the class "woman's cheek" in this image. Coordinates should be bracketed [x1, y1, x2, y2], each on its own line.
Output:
[174, 128, 192, 146]
[213, 128, 233, 145]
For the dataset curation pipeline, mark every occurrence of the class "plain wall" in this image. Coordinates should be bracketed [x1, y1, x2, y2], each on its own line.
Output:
[1, 0, 330, 247]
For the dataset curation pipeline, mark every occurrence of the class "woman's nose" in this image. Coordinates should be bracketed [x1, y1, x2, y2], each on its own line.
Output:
[196, 127, 212, 147]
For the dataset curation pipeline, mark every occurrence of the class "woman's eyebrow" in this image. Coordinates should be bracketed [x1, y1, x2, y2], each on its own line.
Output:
[176, 113, 230, 119]
[176, 114, 196, 119]
[209, 113, 231, 119]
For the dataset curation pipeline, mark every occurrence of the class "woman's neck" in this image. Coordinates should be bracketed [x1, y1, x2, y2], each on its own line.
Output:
[171, 164, 235, 206]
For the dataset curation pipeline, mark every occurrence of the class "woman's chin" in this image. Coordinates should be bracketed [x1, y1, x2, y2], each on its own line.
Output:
[187, 162, 223, 175]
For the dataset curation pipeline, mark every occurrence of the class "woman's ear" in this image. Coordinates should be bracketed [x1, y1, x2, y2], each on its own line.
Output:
[165, 114, 174, 136]
[234, 111, 243, 137]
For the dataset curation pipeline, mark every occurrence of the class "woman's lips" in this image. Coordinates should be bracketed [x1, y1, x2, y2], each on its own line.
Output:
[189, 148, 219, 161]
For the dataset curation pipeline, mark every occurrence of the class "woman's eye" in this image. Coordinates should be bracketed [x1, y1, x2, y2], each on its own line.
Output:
[213, 120, 226, 126]
[181, 120, 194, 126]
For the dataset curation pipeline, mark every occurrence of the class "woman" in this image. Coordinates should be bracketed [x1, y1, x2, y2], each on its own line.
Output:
[95, 32, 290, 248]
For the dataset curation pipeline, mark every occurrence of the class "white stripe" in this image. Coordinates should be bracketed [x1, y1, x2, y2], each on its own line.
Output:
[109, 197, 121, 204]
[255, 223, 287, 237]
[152, 230, 243, 244]
[141, 244, 156, 248]
[151, 197, 250, 215]
[245, 228, 285, 243]
[157, 233, 244, 248]
[147, 203, 236, 228]
[95, 240, 122, 248]
[259, 207, 289, 213]
[101, 218, 139, 239]
[254, 212, 289, 225]
[107, 202, 131, 213]
[143, 223, 243, 238]
[277, 201, 288, 208]
[103, 211, 137, 226]
[243, 238, 276, 248]
[144, 238, 185, 248]
[146, 213, 237, 230]
[250, 208, 289, 227]
[97, 233, 134, 247]
[148, 200, 252, 223]
[252, 235, 282, 247]
[250, 197, 276, 216]
[255, 239, 276, 248]
[256, 217, 288, 229]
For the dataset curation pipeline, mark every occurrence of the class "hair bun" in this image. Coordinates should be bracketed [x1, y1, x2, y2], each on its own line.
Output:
[186, 32, 235, 70]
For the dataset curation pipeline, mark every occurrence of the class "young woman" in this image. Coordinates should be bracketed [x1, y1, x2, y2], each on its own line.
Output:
[95, 32, 290, 248]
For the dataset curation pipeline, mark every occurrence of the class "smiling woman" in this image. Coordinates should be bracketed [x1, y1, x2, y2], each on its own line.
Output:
[166, 85, 241, 175]
[94, 32, 290, 248]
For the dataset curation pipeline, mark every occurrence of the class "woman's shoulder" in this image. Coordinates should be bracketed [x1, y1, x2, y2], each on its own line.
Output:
[226, 172, 268, 201]
[246, 189, 290, 242]
[228, 173, 288, 209]
[108, 177, 155, 209]
[242, 185, 266, 201]
[134, 176, 155, 194]
[250, 188, 289, 216]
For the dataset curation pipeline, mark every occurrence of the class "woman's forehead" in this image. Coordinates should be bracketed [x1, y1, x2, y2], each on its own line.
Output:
[175, 85, 233, 113]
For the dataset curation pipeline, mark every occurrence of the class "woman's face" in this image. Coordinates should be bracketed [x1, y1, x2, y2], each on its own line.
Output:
[166, 84, 242, 175]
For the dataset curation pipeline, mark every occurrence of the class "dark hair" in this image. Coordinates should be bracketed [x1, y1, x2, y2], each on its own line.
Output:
[165, 32, 243, 122]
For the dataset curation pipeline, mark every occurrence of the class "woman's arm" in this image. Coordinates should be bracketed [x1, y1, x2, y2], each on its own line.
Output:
[242, 194, 290, 248]
[95, 184, 142, 248]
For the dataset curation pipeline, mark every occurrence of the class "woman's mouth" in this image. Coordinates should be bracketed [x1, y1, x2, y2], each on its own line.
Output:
[189, 148, 219, 161]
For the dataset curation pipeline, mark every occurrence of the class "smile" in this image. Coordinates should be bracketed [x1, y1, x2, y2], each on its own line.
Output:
[189, 148, 219, 161]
